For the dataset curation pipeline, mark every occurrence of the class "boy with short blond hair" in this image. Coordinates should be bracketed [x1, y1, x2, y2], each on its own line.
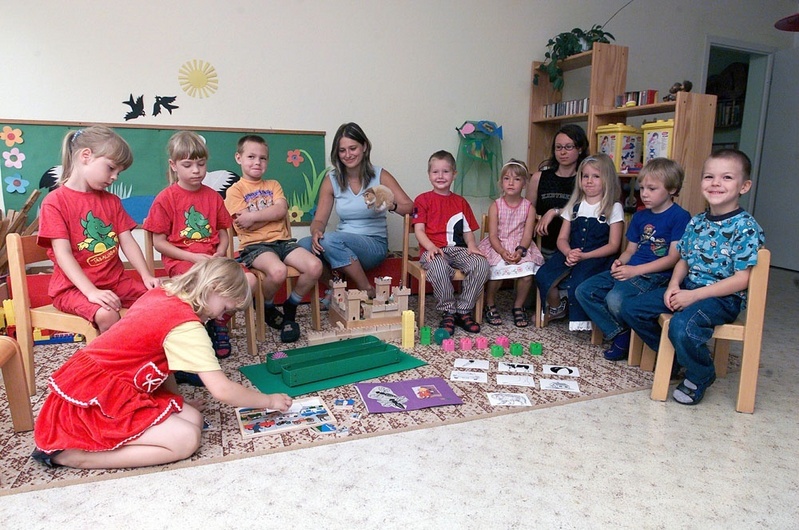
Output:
[225, 135, 322, 343]
[413, 150, 489, 336]
[620, 149, 765, 405]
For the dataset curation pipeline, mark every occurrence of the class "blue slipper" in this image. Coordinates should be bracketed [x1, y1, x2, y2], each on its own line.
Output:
[280, 320, 300, 343]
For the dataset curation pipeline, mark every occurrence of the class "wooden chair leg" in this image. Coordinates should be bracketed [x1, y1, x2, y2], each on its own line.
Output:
[590, 325, 603, 345]
[310, 282, 321, 331]
[475, 291, 484, 324]
[650, 319, 674, 401]
[640, 345, 657, 372]
[417, 275, 426, 328]
[0, 337, 34, 432]
[628, 330, 644, 367]
[243, 305, 257, 357]
[713, 338, 730, 378]
[736, 338, 762, 414]
[254, 271, 266, 342]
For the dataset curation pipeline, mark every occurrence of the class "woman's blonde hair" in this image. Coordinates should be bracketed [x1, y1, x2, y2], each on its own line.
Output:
[166, 131, 209, 184]
[60, 126, 133, 185]
[563, 153, 620, 220]
[162, 258, 251, 316]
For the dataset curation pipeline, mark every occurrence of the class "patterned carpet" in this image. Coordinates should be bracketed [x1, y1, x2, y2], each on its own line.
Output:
[0, 292, 656, 495]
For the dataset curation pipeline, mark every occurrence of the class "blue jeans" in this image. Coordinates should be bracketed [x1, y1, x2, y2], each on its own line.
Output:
[536, 251, 614, 324]
[297, 231, 387, 270]
[575, 271, 669, 340]
[619, 280, 742, 387]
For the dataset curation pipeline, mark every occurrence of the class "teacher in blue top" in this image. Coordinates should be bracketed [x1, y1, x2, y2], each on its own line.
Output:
[299, 122, 413, 299]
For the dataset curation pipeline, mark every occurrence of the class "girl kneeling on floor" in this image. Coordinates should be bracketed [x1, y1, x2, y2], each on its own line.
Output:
[32, 258, 292, 469]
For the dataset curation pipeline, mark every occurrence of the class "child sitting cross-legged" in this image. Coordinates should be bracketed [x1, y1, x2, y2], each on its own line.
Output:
[575, 158, 691, 360]
[413, 150, 489, 336]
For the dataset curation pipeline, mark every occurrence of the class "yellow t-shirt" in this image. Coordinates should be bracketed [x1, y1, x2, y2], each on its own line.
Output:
[165, 321, 222, 373]
[224, 178, 289, 248]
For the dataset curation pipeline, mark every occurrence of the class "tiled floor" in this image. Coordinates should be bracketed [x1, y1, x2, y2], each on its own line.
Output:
[1, 269, 797, 529]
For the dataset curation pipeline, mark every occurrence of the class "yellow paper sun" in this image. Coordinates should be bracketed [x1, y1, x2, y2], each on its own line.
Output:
[178, 59, 219, 98]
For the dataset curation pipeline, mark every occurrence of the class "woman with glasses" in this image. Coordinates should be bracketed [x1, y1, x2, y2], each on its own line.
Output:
[526, 124, 589, 258]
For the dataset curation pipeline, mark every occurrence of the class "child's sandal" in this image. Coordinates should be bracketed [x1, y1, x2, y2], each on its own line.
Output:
[484, 305, 503, 326]
[211, 320, 232, 359]
[439, 313, 456, 336]
[512, 307, 529, 328]
[455, 313, 481, 334]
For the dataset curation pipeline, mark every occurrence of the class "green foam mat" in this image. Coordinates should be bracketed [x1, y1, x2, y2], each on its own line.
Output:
[240, 348, 427, 397]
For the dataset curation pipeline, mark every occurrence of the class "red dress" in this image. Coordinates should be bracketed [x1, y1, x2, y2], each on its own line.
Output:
[34, 289, 201, 453]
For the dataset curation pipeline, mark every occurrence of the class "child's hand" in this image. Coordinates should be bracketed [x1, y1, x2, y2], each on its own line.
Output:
[266, 393, 293, 412]
[193, 253, 214, 263]
[233, 210, 257, 230]
[212, 248, 227, 258]
[565, 248, 583, 266]
[667, 289, 698, 312]
[424, 246, 444, 259]
[142, 274, 160, 290]
[88, 289, 122, 312]
[663, 285, 681, 311]
[535, 209, 558, 236]
[467, 245, 485, 258]
[610, 263, 637, 281]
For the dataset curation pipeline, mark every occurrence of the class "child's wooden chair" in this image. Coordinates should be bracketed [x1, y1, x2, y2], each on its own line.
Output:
[143, 223, 258, 356]
[231, 215, 321, 342]
[401, 213, 485, 328]
[649, 248, 771, 413]
[6, 233, 100, 396]
[0, 336, 34, 432]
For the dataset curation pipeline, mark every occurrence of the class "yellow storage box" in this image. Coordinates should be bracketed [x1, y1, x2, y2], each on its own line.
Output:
[642, 119, 674, 164]
[596, 123, 642, 174]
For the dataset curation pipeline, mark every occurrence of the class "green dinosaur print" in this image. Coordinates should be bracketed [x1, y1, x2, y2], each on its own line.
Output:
[77, 211, 118, 253]
[180, 206, 212, 240]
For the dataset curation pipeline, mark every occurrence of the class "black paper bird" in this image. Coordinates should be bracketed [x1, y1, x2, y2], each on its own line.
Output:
[39, 165, 62, 191]
[123, 94, 145, 121]
[203, 170, 240, 199]
[153, 95, 179, 116]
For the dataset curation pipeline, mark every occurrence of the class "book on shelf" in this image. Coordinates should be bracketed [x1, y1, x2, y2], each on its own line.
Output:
[615, 90, 658, 108]
[543, 97, 589, 118]
[235, 397, 335, 439]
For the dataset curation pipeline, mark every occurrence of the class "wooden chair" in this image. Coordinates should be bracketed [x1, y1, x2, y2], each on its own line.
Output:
[0, 336, 34, 432]
[401, 213, 485, 328]
[6, 233, 100, 396]
[230, 216, 321, 342]
[143, 223, 257, 356]
[650, 248, 771, 413]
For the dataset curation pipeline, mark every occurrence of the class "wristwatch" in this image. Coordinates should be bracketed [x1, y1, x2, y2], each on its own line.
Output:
[515, 245, 528, 257]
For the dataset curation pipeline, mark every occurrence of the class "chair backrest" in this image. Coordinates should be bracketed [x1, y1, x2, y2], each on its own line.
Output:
[6, 233, 49, 316]
[741, 248, 771, 329]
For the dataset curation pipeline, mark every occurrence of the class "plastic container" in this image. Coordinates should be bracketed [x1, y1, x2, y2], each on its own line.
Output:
[596, 123, 643, 174]
[642, 119, 674, 164]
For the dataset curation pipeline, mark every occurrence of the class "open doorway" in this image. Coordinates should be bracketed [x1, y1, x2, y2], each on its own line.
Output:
[701, 38, 776, 211]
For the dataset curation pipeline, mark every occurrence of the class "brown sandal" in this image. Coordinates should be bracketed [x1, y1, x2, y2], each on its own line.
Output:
[439, 312, 456, 336]
[512, 307, 529, 328]
[484, 305, 503, 326]
[455, 313, 481, 334]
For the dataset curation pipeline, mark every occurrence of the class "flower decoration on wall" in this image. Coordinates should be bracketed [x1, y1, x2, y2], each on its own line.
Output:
[5, 173, 29, 193]
[178, 59, 219, 98]
[287, 205, 305, 224]
[3, 147, 26, 169]
[287, 149, 305, 168]
[1, 126, 23, 147]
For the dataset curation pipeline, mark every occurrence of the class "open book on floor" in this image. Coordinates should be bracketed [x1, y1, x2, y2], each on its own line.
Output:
[235, 397, 335, 439]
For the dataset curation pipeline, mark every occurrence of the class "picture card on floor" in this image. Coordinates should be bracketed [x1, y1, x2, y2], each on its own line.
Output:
[487, 392, 532, 406]
[543, 365, 580, 377]
[236, 397, 335, 439]
[454, 358, 490, 370]
[497, 374, 536, 387]
[498, 361, 535, 374]
[451, 370, 488, 383]
[355, 377, 463, 413]
[540, 379, 580, 392]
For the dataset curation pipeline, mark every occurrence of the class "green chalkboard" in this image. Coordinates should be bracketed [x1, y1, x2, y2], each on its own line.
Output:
[0, 120, 328, 224]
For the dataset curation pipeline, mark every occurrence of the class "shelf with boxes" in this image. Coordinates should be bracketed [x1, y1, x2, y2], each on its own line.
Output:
[528, 43, 717, 215]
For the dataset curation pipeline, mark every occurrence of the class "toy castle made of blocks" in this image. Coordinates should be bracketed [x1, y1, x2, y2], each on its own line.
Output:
[328, 276, 410, 329]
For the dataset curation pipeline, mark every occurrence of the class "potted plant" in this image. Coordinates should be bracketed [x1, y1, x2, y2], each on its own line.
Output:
[535, 25, 615, 91]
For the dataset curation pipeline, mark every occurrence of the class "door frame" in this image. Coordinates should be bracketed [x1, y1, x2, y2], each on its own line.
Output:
[700, 36, 777, 212]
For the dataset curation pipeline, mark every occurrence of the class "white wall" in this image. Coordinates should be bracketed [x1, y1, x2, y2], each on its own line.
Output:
[2, 0, 795, 249]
